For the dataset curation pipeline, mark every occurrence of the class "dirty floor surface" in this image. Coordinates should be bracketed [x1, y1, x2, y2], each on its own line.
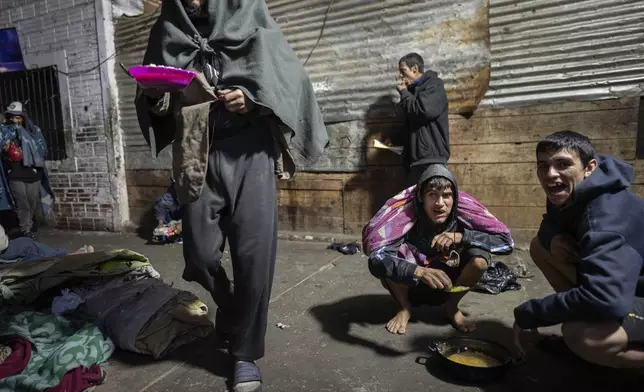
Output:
[28, 230, 643, 392]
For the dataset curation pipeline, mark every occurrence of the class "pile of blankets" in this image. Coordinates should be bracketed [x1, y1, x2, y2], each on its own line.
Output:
[0, 249, 214, 390]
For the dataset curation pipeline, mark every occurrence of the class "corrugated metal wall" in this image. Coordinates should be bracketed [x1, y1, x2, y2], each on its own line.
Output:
[112, 0, 162, 17]
[113, 0, 490, 169]
[114, 10, 165, 170]
[267, 0, 491, 121]
[114, 0, 644, 170]
[481, 0, 644, 107]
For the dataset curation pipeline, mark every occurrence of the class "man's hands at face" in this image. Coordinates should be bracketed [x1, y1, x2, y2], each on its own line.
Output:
[396, 77, 410, 91]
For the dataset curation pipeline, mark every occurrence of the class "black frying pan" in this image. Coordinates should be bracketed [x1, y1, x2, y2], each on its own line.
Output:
[417, 336, 523, 383]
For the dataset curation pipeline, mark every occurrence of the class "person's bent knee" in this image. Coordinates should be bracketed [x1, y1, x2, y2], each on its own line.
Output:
[469, 256, 488, 272]
[563, 321, 627, 364]
[530, 236, 558, 269]
[367, 256, 386, 280]
[563, 322, 595, 351]
[529, 237, 549, 261]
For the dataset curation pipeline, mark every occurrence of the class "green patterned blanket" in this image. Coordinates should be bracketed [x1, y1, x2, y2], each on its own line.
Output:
[0, 312, 114, 391]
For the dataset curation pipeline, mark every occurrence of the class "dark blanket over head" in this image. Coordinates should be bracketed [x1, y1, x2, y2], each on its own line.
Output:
[138, 0, 328, 167]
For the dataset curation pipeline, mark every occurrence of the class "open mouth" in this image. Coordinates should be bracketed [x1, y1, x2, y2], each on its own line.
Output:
[546, 182, 567, 196]
[432, 208, 447, 216]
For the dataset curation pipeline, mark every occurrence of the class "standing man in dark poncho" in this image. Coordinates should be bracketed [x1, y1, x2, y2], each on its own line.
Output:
[135, 1, 329, 391]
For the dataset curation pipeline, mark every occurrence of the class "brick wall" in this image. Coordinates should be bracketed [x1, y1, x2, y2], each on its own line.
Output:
[0, 0, 115, 231]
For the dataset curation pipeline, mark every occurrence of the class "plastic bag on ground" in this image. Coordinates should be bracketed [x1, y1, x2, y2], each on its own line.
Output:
[473, 261, 521, 294]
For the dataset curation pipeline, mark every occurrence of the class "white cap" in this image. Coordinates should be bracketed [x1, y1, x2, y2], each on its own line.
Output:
[5, 101, 23, 116]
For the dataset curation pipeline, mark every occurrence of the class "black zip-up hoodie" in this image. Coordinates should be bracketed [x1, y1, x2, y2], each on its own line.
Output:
[398, 71, 450, 168]
[514, 155, 644, 329]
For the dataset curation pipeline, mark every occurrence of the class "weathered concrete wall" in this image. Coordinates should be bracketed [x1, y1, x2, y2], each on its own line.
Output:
[127, 97, 642, 244]
[275, 97, 642, 244]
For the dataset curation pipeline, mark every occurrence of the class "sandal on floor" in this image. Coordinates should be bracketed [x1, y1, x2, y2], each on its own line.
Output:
[233, 361, 262, 392]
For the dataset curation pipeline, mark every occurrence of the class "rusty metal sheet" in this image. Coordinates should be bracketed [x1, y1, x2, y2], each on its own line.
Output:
[481, 0, 644, 108]
[114, 10, 165, 170]
[267, 0, 491, 121]
[114, 0, 491, 171]
[112, 0, 161, 17]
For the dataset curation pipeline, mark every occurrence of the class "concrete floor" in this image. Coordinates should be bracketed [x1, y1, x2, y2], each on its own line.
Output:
[28, 229, 643, 392]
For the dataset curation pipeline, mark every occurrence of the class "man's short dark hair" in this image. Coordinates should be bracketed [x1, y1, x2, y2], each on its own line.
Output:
[536, 130, 596, 167]
[420, 176, 453, 196]
[399, 53, 424, 73]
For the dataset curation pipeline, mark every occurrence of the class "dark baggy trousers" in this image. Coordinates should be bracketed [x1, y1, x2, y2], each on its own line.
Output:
[9, 180, 41, 233]
[182, 124, 277, 362]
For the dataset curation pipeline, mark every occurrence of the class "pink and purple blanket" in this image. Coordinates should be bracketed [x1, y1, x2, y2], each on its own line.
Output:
[362, 185, 512, 266]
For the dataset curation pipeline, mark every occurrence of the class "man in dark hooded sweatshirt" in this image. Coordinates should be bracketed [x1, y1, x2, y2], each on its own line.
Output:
[368, 165, 513, 333]
[135, 1, 329, 390]
[513, 131, 644, 368]
[396, 53, 450, 186]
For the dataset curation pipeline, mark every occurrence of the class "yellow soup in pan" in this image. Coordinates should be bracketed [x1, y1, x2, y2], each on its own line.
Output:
[446, 351, 503, 368]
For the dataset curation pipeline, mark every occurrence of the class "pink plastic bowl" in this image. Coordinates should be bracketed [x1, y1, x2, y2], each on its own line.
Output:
[129, 65, 197, 91]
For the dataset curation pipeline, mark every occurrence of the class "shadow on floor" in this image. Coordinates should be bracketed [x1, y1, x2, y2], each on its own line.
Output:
[134, 207, 157, 244]
[108, 333, 235, 390]
[309, 294, 451, 358]
[311, 296, 644, 391]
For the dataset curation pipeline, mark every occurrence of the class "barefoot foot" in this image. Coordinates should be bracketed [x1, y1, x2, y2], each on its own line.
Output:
[447, 308, 476, 333]
[386, 309, 411, 334]
[71, 245, 94, 255]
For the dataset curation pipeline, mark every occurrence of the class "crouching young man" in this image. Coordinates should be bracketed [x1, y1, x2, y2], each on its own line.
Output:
[364, 165, 513, 333]
[513, 131, 644, 368]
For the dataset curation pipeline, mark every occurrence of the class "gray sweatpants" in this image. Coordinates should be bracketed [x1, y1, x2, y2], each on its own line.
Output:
[9, 180, 41, 233]
[182, 124, 277, 361]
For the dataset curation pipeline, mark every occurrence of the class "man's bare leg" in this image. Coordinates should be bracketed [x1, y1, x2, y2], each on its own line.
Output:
[563, 321, 644, 368]
[530, 237, 576, 292]
[444, 256, 488, 333]
[382, 278, 412, 334]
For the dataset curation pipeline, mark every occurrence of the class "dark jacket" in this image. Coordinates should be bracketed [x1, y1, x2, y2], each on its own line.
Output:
[398, 71, 450, 168]
[368, 165, 512, 283]
[137, 0, 328, 205]
[0, 122, 44, 183]
[154, 184, 183, 224]
[514, 155, 644, 329]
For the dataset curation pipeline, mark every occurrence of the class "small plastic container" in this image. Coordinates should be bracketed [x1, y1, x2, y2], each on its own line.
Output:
[128, 65, 197, 92]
